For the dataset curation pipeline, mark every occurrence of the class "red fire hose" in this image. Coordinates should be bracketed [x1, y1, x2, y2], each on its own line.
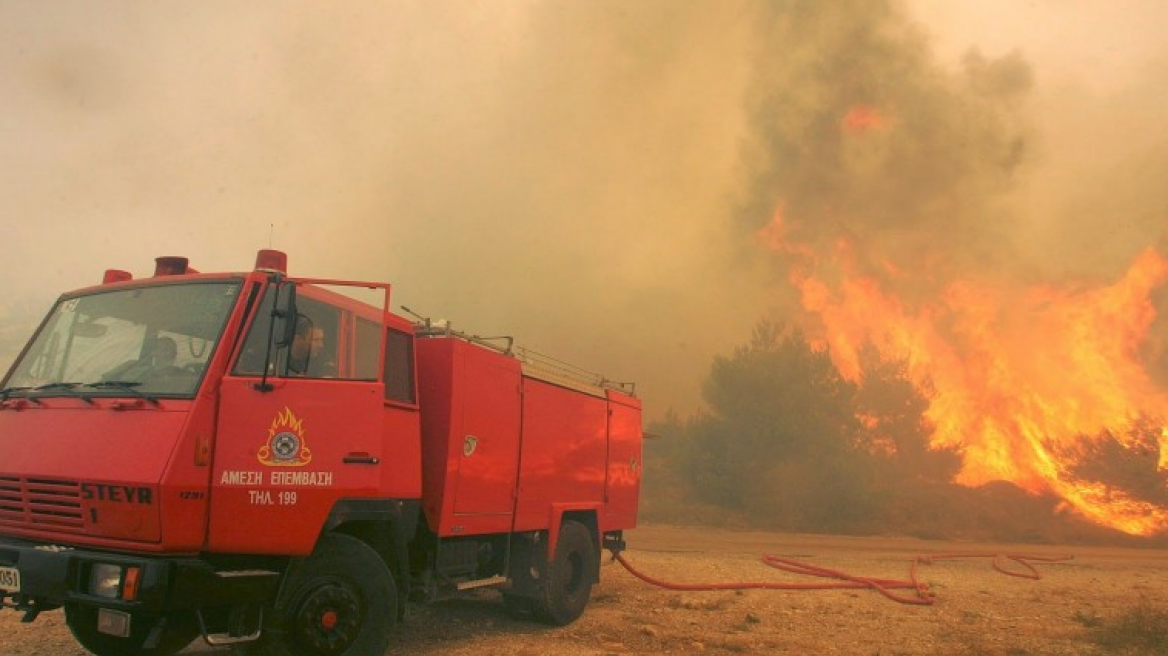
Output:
[611, 550, 1073, 605]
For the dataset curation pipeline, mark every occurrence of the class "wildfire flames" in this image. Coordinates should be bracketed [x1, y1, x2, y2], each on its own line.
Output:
[757, 212, 1168, 537]
[841, 105, 888, 133]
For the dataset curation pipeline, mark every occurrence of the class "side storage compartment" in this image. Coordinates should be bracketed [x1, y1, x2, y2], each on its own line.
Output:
[603, 391, 642, 531]
[414, 338, 523, 537]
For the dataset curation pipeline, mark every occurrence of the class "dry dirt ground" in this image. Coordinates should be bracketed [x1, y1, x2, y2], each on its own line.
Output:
[3, 524, 1166, 655]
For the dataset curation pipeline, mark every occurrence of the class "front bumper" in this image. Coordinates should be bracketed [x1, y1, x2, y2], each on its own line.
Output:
[0, 536, 280, 614]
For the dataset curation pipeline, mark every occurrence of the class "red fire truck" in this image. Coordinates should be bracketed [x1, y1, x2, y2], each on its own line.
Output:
[0, 250, 642, 656]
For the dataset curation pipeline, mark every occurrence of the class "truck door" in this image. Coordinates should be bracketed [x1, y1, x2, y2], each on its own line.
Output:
[208, 279, 389, 554]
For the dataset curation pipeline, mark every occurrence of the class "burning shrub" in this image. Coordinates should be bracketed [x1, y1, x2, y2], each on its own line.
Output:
[643, 322, 1168, 544]
[1056, 419, 1168, 507]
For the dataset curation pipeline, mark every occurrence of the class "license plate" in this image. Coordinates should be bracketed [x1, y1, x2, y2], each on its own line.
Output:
[0, 566, 19, 593]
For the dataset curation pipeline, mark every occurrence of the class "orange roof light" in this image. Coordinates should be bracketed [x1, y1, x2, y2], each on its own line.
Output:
[255, 249, 288, 274]
[102, 269, 133, 284]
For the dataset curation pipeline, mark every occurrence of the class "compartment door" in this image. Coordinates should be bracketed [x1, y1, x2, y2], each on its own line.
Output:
[451, 349, 521, 519]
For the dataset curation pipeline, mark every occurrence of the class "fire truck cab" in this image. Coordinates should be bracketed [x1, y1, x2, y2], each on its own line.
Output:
[0, 251, 641, 656]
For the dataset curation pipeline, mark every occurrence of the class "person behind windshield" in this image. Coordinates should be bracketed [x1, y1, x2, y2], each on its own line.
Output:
[103, 336, 182, 383]
[144, 337, 183, 379]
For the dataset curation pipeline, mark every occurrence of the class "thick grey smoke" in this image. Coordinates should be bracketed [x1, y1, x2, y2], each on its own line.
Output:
[2, 1, 1167, 419]
[736, 1, 1035, 302]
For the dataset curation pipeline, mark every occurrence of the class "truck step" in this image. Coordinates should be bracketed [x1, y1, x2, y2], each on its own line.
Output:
[455, 575, 508, 591]
[214, 569, 279, 579]
[201, 628, 263, 647]
[196, 605, 264, 646]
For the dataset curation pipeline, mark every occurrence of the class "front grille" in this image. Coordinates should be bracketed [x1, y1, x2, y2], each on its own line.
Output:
[0, 475, 84, 532]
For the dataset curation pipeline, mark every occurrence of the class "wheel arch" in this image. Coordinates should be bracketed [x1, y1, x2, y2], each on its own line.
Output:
[322, 498, 420, 619]
[549, 505, 600, 583]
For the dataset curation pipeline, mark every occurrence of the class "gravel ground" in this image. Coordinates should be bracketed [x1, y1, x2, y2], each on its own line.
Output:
[3, 524, 1165, 655]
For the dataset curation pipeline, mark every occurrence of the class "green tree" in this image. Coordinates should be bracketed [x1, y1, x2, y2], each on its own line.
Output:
[655, 323, 969, 534]
[701, 321, 859, 458]
[686, 321, 866, 523]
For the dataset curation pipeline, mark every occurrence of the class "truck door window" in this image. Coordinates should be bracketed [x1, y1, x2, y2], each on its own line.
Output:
[383, 328, 416, 404]
[288, 297, 339, 378]
[355, 317, 415, 402]
[355, 318, 381, 381]
[355, 317, 416, 402]
[234, 288, 348, 379]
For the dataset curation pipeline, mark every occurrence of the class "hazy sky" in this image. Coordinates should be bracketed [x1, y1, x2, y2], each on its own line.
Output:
[3, 1, 1167, 418]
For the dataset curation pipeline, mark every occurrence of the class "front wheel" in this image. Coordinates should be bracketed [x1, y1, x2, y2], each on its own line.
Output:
[65, 605, 197, 656]
[531, 520, 597, 626]
[235, 533, 397, 656]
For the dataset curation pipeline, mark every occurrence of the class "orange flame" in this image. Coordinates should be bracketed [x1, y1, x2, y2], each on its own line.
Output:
[756, 211, 1168, 536]
[842, 105, 888, 132]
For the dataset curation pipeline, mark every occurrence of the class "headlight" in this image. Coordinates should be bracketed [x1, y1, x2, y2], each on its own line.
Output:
[88, 563, 123, 599]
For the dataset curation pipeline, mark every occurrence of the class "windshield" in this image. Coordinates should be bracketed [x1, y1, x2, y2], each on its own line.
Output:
[3, 281, 242, 398]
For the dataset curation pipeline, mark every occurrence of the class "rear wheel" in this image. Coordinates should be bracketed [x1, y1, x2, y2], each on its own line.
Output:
[234, 533, 396, 656]
[531, 520, 597, 626]
[65, 605, 197, 656]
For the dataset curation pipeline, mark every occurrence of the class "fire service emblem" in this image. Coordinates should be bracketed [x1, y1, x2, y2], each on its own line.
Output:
[258, 407, 313, 467]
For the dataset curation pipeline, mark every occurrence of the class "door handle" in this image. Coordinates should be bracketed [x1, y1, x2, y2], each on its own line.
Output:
[342, 453, 380, 465]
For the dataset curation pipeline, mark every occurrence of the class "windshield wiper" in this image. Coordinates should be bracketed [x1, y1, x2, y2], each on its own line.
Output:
[32, 382, 95, 405]
[0, 386, 43, 405]
[1, 386, 31, 399]
[84, 381, 161, 407]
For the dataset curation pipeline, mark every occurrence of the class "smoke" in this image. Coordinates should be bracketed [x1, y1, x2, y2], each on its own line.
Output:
[2, 1, 1167, 421]
[732, 0, 1168, 415]
[0, 1, 770, 414]
[737, 0, 1036, 303]
[727, 0, 1168, 533]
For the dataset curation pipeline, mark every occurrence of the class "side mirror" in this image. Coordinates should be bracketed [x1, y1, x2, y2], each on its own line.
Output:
[254, 279, 299, 392]
[275, 281, 298, 348]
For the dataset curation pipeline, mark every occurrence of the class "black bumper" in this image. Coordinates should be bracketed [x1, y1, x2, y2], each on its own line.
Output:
[0, 536, 280, 614]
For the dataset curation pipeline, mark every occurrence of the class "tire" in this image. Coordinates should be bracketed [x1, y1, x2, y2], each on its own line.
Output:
[531, 520, 597, 626]
[65, 605, 197, 656]
[234, 533, 396, 656]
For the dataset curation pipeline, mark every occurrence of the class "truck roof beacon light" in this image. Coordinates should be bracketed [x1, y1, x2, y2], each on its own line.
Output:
[102, 269, 133, 284]
[153, 256, 189, 277]
[254, 249, 288, 274]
